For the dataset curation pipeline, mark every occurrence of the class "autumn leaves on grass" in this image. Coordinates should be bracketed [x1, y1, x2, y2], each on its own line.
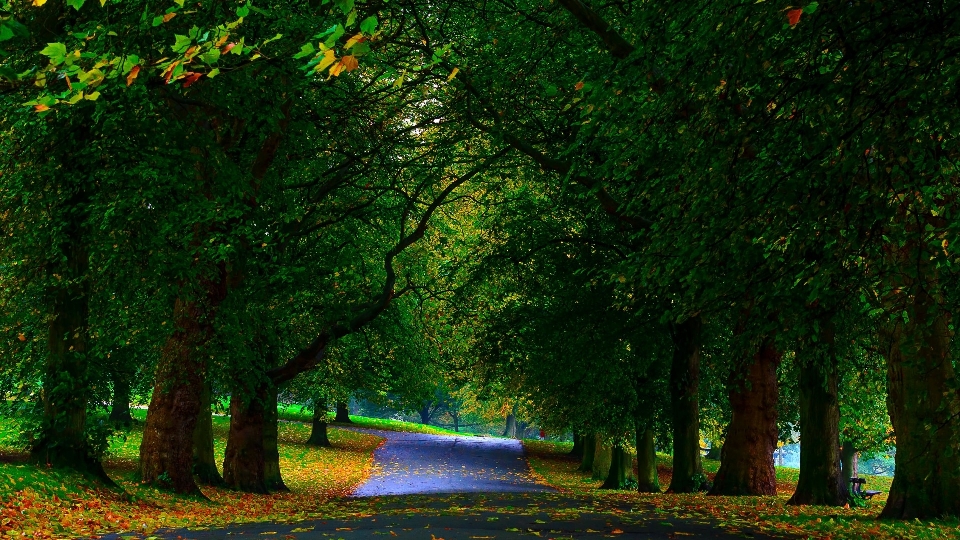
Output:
[0, 425, 382, 539]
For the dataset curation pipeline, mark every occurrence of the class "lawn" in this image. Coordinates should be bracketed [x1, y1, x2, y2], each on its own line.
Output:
[277, 404, 471, 437]
[0, 411, 383, 538]
[523, 440, 959, 540]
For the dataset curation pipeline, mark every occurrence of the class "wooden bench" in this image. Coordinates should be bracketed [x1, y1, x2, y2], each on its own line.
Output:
[850, 477, 882, 499]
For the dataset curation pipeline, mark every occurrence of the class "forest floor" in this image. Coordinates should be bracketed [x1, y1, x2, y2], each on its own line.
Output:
[0, 411, 384, 538]
[524, 440, 959, 540]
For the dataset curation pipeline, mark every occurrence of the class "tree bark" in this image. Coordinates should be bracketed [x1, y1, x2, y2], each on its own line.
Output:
[306, 398, 331, 447]
[668, 315, 704, 493]
[31, 217, 105, 477]
[222, 384, 269, 493]
[570, 432, 585, 459]
[709, 338, 780, 496]
[138, 296, 211, 494]
[419, 404, 432, 425]
[503, 411, 517, 438]
[601, 445, 632, 489]
[788, 340, 845, 506]
[879, 282, 960, 519]
[109, 368, 134, 426]
[592, 439, 612, 480]
[335, 402, 352, 423]
[263, 387, 288, 492]
[636, 427, 661, 493]
[192, 380, 223, 486]
[578, 432, 597, 472]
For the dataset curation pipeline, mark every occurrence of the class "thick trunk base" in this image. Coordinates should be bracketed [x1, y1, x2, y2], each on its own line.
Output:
[334, 402, 352, 423]
[192, 381, 223, 486]
[306, 399, 331, 447]
[222, 387, 268, 494]
[579, 433, 597, 472]
[788, 346, 844, 506]
[138, 299, 207, 495]
[601, 446, 632, 490]
[636, 428, 661, 493]
[263, 388, 288, 492]
[710, 338, 780, 496]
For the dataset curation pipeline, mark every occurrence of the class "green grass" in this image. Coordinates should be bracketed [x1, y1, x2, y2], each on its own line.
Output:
[276, 404, 469, 436]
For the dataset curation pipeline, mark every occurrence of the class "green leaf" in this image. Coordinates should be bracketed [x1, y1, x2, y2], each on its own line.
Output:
[323, 25, 345, 49]
[804, 1, 818, 14]
[237, 3, 250, 17]
[345, 9, 357, 27]
[121, 54, 140, 74]
[0, 24, 13, 42]
[359, 16, 378, 35]
[206, 67, 220, 79]
[66, 0, 85, 10]
[199, 48, 221, 64]
[172, 34, 193, 53]
[293, 42, 315, 59]
[334, 0, 354, 15]
[151, 15, 165, 27]
[39, 42, 67, 65]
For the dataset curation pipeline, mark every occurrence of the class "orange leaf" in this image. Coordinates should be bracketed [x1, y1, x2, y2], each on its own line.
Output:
[163, 61, 179, 84]
[33, 104, 49, 112]
[611, 529, 624, 535]
[787, 9, 802, 26]
[181, 72, 202, 88]
[17, 333, 26, 342]
[126, 65, 140, 86]
[574, 81, 584, 91]
[341, 55, 359, 72]
[162, 12, 176, 23]
[221, 42, 237, 54]
[329, 61, 345, 77]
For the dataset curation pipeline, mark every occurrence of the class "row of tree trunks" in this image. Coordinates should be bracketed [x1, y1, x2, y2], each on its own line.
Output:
[600, 445, 633, 489]
[710, 337, 780, 496]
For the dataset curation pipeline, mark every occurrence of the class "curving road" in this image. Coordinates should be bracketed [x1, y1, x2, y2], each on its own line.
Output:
[351, 429, 552, 496]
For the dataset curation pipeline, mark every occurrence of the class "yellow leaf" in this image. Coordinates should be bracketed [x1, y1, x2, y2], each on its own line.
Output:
[315, 49, 336, 73]
[85, 91, 100, 101]
[344, 33, 365, 50]
[393, 69, 406, 88]
[33, 0, 47, 5]
[447, 67, 459, 82]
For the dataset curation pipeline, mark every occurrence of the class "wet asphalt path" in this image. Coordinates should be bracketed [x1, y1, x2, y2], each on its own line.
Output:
[350, 429, 552, 496]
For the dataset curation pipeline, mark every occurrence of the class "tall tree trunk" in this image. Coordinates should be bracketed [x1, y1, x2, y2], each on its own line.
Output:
[222, 384, 268, 493]
[31, 214, 105, 478]
[579, 432, 597, 472]
[601, 445, 632, 489]
[879, 281, 960, 519]
[516, 421, 529, 439]
[710, 338, 780, 496]
[668, 315, 704, 493]
[263, 387, 288, 492]
[788, 338, 844, 506]
[109, 369, 134, 426]
[570, 432, 585, 459]
[636, 427, 661, 493]
[592, 439, 612, 480]
[306, 398, 331, 447]
[192, 380, 223, 486]
[335, 402, 352, 423]
[503, 411, 517, 438]
[139, 297, 213, 494]
[419, 404, 432, 425]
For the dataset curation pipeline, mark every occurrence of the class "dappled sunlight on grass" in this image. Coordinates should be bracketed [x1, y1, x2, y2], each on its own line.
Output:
[523, 440, 958, 540]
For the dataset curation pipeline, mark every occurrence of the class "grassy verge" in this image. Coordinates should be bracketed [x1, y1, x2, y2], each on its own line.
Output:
[523, 440, 958, 540]
[0, 411, 382, 538]
[277, 405, 468, 437]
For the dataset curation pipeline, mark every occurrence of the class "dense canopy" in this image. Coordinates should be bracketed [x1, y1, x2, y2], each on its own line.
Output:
[1, 0, 959, 522]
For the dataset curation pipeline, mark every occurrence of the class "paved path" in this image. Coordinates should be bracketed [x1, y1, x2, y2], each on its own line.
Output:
[351, 429, 551, 496]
